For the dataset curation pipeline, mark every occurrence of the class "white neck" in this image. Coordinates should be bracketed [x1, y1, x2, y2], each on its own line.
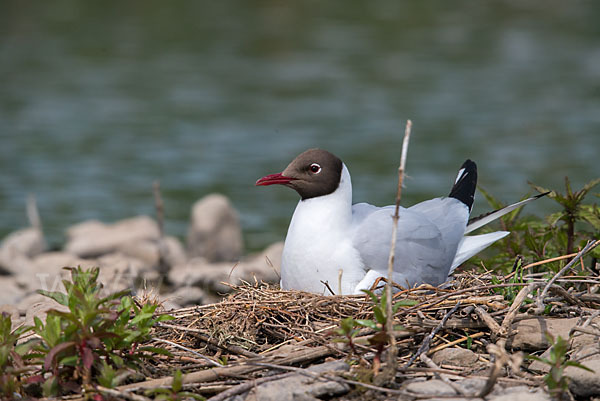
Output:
[281, 164, 364, 294]
[288, 164, 353, 231]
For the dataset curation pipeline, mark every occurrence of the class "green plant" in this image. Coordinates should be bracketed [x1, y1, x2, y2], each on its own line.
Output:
[531, 177, 600, 254]
[332, 317, 362, 355]
[527, 333, 594, 399]
[0, 313, 37, 398]
[476, 178, 600, 276]
[31, 266, 173, 396]
[144, 369, 204, 400]
[333, 290, 415, 373]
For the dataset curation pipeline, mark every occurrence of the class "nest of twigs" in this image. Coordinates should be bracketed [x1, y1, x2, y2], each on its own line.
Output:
[102, 247, 598, 401]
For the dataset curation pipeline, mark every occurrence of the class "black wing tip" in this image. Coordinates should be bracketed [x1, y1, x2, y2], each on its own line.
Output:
[449, 159, 478, 211]
[535, 191, 551, 199]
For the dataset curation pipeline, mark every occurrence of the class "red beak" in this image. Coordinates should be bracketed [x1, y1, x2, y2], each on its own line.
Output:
[255, 172, 295, 186]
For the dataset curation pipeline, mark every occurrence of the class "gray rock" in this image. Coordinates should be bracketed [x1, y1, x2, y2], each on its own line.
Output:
[187, 194, 243, 262]
[527, 347, 551, 374]
[432, 347, 479, 367]
[241, 241, 283, 281]
[404, 379, 457, 396]
[17, 251, 96, 293]
[162, 236, 187, 268]
[566, 358, 600, 397]
[508, 317, 579, 351]
[0, 304, 21, 324]
[23, 297, 70, 328]
[0, 276, 26, 306]
[164, 286, 206, 307]
[238, 360, 349, 401]
[116, 235, 187, 272]
[168, 258, 232, 293]
[169, 242, 282, 294]
[0, 227, 46, 274]
[65, 216, 160, 258]
[488, 386, 550, 401]
[96, 252, 149, 294]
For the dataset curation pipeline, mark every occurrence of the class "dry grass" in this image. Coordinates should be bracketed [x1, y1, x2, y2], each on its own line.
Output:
[53, 246, 600, 400]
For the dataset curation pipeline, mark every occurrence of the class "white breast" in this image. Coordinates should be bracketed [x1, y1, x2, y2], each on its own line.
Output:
[280, 165, 366, 295]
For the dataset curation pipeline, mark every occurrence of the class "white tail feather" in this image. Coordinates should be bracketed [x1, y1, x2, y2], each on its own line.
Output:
[465, 193, 547, 234]
[450, 231, 510, 272]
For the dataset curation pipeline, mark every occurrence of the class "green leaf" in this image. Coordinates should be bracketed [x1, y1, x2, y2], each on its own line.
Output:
[172, 369, 183, 393]
[340, 317, 355, 333]
[155, 314, 175, 322]
[42, 376, 59, 397]
[361, 289, 379, 304]
[394, 299, 418, 308]
[579, 205, 600, 230]
[564, 360, 595, 373]
[354, 319, 378, 330]
[526, 354, 551, 365]
[44, 341, 76, 371]
[578, 178, 600, 199]
[138, 346, 172, 356]
[373, 306, 385, 325]
[37, 290, 69, 306]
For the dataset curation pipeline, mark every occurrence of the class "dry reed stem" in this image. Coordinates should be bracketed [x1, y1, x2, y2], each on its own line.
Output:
[383, 119, 412, 381]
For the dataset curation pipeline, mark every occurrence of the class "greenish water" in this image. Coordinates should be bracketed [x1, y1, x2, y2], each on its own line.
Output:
[1, 1, 599, 251]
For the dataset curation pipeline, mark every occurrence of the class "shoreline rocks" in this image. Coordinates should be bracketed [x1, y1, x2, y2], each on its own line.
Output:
[0, 193, 282, 326]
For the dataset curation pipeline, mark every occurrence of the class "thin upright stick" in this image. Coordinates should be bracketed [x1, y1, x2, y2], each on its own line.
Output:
[383, 120, 412, 379]
[534, 239, 600, 313]
[153, 180, 170, 274]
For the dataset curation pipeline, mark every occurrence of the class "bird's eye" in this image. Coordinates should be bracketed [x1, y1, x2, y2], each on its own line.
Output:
[309, 163, 321, 174]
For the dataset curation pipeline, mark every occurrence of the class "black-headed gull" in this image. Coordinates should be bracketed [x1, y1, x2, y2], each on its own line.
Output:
[256, 148, 543, 295]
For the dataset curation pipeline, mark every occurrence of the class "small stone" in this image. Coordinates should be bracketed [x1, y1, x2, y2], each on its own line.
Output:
[0, 227, 46, 274]
[96, 252, 147, 294]
[187, 194, 243, 262]
[164, 286, 206, 307]
[0, 304, 21, 324]
[432, 347, 479, 367]
[488, 386, 550, 401]
[65, 216, 160, 257]
[527, 348, 551, 374]
[168, 242, 281, 294]
[508, 317, 579, 351]
[566, 358, 600, 397]
[23, 298, 70, 328]
[0, 276, 25, 305]
[17, 251, 96, 293]
[241, 360, 350, 401]
[404, 379, 457, 396]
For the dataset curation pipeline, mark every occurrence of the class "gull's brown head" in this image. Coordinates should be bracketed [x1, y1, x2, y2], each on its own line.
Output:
[255, 148, 343, 200]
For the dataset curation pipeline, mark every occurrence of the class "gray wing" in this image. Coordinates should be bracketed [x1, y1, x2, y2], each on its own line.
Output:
[351, 197, 469, 288]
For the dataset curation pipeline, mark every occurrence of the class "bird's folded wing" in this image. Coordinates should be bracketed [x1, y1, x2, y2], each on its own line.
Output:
[351, 206, 448, 284]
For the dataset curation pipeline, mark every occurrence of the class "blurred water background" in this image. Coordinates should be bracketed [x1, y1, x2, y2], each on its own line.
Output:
[1, 1, 599, 252]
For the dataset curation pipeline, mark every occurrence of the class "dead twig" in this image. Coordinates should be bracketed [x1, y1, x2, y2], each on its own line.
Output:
[405, 302, 461, 368]
[534, 240, 600, 313]
[383, 119, 412, 381]
[157, 322, 259, 358]
[117, 345, 334, 392]
[248, 362, 406, 395]
[152, 337, 222, 368]
[95, 385, 152, 401]
[473, 306, 501, 335]
[153, 180, 171, 274]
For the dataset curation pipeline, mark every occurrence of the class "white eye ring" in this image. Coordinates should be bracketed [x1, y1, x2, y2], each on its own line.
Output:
[309, 163, 321, 174]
